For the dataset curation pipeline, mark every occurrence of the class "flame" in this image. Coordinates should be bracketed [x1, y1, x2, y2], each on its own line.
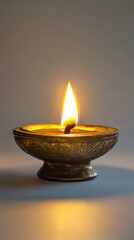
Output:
[61, 82, 78, 126]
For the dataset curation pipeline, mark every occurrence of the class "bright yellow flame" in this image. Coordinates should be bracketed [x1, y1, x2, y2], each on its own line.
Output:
[61, 82, 78, 126]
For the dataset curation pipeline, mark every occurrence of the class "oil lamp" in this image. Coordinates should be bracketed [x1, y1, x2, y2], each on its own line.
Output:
[13, 82, 119, 181]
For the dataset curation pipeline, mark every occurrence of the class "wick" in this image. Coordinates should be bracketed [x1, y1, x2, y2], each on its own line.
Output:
[64, 123, 76, 134]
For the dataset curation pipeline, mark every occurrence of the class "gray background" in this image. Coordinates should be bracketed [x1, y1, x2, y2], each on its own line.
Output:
[0, 0, 134, 153]
[0, 1, 134, 240]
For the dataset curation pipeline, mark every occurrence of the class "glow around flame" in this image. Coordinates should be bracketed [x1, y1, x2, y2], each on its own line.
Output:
[61, 82, 78, 126]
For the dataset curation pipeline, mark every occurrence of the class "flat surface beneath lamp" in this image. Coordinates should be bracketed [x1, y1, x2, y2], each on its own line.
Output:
[0, 150, 134, 240]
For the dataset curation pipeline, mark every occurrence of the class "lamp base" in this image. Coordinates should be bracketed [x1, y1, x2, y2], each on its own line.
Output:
[37, 162, 97, 181]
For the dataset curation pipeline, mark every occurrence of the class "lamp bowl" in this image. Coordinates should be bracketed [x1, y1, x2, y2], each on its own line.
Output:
[13, 124, 119, 181]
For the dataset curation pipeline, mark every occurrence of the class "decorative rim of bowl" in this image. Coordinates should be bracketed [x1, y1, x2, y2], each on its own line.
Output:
[13, 124, 119, 141]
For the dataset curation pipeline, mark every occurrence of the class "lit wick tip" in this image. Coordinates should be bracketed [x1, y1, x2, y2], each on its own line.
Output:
[64, 124, 76, 134]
